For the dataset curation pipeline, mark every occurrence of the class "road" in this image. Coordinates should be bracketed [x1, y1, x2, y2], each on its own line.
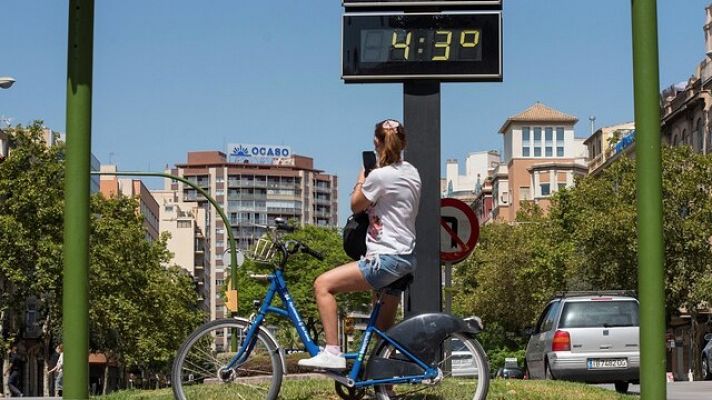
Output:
[600, 381, 712, 399]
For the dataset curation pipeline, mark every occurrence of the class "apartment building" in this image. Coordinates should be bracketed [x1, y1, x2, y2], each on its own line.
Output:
[166, 146, 338, 320]
[151, 190, 211, 314]
[444, 150, 501, 204]
[99, 165, 160, 241]
[583, 122, 635, 174]
[491, 102, 588, 222]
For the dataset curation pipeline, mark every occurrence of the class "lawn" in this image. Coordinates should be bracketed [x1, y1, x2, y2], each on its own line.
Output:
[98, 378, 638, 400]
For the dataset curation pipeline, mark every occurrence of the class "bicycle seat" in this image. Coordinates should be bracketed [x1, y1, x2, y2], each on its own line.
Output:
[382, 274, 413, 292]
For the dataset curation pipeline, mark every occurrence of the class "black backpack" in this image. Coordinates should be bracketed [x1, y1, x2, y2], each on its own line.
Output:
[342, 151, 377, 260]
[343, 211, 368, 260]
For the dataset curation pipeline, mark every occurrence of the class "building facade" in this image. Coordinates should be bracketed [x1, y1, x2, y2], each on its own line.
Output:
[444, 150, 501, 204]
[99, 165, 160, 241]
[166, 148, 338, 321]
[583, 122, 636, 174]
[151, 190, 211, 314]
[492, 103, 588, 222]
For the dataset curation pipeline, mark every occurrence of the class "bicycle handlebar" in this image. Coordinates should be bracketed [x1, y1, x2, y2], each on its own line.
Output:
[301, 244, 324, 261]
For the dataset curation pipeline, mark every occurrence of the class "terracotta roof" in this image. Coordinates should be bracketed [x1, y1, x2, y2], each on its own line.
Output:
[499, 103, 578, 133]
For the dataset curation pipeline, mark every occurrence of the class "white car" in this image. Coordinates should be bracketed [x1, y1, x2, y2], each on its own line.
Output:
[450, 338, 479, 377]
[525, 291, 640, 393]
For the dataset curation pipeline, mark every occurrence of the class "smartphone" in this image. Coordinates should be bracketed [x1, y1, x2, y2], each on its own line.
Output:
[362, 151, 377, 177]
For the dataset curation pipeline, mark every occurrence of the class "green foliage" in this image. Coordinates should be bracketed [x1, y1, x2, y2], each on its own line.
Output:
[452, 204, 571, 337]
[234, 225, 371, 342]
[89, 196, 203, 372]
[0, 122, 202, 375]
[453, 145, 712, 358]
[487, 347, 525, 375]
[0, 122, 64, 349]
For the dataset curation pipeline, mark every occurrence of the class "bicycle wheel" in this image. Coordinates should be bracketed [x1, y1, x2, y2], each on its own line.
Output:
[373, 332, 490, 400]
[172, 318, 283, 400]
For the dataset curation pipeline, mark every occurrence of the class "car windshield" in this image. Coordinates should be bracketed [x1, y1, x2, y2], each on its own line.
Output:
[559, 300, 639, 328]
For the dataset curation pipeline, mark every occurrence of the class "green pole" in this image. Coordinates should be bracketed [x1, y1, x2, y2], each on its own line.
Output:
[64, 0, 94, 398]
[631, 0, 666, 398]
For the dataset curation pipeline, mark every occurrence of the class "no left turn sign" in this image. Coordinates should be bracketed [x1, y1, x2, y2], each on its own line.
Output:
[440, 198, 480, 264]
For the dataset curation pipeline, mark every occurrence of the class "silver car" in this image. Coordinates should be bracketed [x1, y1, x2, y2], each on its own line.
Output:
[525, 291, 640, 393]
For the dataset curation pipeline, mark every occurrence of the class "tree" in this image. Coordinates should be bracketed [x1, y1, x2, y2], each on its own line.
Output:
[0, 122, 64, 395]
[0, 122, 202, 395]
[234, 225, 371, 343]
[88, 195, 203, 392]
[452, 203, 572, 338]
[454, 145, 712, 378]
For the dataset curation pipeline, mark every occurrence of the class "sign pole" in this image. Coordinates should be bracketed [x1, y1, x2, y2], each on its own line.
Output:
[444, 262, 452, 314]
[404, 80, 441, 317]
[64, 0, 94, 398]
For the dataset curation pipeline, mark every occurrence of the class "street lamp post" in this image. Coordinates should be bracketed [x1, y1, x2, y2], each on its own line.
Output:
[0, 77, 16, 89]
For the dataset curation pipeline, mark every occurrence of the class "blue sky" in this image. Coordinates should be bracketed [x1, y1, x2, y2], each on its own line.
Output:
[1, 1, 710, 223]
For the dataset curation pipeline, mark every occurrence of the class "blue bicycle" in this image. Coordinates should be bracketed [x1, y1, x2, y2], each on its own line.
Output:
[172, 220, 490, 400]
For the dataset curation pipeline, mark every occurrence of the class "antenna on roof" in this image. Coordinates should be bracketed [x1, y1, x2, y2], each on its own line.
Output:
[589, 116, 596, 135]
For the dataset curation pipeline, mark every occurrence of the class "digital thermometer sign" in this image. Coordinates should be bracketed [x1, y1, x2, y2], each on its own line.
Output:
[342, 12, 502, 82]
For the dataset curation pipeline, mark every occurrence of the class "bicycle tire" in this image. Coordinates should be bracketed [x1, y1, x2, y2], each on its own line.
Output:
[373, 332, 490, 400]
[172, 318, 283, 400]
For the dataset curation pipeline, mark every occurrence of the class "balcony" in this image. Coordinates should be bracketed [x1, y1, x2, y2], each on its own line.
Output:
[314, 211, 331, 219]
[315, 198, 331, 205]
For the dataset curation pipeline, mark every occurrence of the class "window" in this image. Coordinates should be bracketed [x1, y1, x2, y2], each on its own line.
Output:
[519, 187, 531, 201]
[545, 128, 553, 157]
[682, 129, 688, 146]
[540, 183, 551, 197]
[164, 205, 174, 212]
[177, 221, 191, 229]
[535, 301, 561, 334]
[533, 128, 542, 157]
[558, 183, 567, 191]
[695, 118, 704, 152]
[559, 301, 639, 328]
[522, 127, 530, 157]
[556, 128, 565, 157]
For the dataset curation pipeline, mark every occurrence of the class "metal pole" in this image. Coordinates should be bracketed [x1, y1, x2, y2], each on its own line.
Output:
[631, 0, 666, 398]
[64, 0, 94, 398]
[403, 80, 441, 317]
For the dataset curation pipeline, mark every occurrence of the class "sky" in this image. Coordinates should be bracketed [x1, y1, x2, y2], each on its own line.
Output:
[1, 0, 710, 224]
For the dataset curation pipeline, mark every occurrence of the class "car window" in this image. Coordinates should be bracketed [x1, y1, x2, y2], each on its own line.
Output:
[535, 301, 560, 333]
[450, 339, 468, 352]
[559, 300, 639, 328]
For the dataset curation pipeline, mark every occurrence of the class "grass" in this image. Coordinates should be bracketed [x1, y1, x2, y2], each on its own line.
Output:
[97, 378, 639, 400]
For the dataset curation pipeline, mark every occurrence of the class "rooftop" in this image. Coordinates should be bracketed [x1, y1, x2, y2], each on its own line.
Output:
[499, 102, 579, 133]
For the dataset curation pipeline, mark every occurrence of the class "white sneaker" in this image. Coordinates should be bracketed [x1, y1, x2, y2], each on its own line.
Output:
[298, 351, 346, 370]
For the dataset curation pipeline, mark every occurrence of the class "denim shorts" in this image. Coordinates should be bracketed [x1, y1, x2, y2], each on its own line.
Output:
[358, 253, 417, 293]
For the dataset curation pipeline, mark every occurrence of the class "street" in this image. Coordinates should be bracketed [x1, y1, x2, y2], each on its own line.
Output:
[600, 381, 712, 399]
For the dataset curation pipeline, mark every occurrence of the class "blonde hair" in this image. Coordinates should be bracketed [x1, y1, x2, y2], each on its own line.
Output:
[374, 119, 406, 167]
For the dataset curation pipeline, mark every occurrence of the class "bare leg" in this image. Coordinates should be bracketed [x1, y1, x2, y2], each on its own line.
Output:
[375, 293, 400, 331]
[314, 262, 372, 346]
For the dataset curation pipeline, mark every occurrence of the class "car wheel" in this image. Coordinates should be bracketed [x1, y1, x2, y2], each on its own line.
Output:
[703, 357, 710, 381]
[614, 381, 629, 394]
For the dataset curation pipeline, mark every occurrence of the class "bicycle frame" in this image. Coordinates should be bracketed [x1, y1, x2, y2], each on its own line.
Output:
[224, 269, 439, 388]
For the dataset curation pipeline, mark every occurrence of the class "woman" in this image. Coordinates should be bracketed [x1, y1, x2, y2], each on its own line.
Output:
[299, 119, 421, 369]
[48, 343, 63, 396]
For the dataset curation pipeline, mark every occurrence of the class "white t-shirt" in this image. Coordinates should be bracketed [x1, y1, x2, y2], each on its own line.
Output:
[361, 161, 421, 256]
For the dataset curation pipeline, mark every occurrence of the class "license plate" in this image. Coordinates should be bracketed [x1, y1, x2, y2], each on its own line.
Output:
[587, 358, 628, 369]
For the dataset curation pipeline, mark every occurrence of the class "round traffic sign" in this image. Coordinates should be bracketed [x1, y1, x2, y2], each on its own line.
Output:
[440, 198, 480, 264]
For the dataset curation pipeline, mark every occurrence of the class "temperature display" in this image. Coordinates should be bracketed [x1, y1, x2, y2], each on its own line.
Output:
[342, 12, 502, 82]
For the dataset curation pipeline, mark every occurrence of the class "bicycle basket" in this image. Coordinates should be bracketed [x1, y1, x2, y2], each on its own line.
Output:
[246, 237, 277, 264]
